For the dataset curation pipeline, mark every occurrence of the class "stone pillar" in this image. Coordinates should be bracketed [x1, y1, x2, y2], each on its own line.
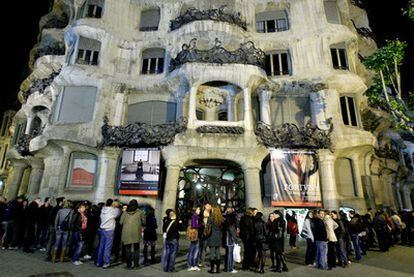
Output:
[243, 87, 253, 131]
[395, 182, 404, 210]
[351, 155, 365, 199]
[4, 160, 27, 200]
[175, 95, 184, 119]
[187, 86, 197, 129]
[258, 90, 272, 125]
[318, 150, 339, 210]
[244, 167, 263, 211]
[26, 162, 44, 197]
[25, 117, 34, 134]
[402, 185, 413, 210]
[95, 148, 120, 203]
[161, 165, 181, 214]
[227, 91, 236, 122]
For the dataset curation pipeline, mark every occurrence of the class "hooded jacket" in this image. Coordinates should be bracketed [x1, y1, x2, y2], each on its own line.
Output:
[324, 215, 339, 242]
[100, 206, 120, 231]
[120, 209, 145, 245]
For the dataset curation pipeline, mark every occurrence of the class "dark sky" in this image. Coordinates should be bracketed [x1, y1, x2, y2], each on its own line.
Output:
[0, 0, 413, 117]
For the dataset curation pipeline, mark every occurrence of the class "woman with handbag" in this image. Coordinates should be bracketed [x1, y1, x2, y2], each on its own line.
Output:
[187, 207, 203, 271]
[207, 205, 224, 274]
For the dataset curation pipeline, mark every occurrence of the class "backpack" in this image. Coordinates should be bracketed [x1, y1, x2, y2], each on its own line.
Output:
[59, 211, 71, 231]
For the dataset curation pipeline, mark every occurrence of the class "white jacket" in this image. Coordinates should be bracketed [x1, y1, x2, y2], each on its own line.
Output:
[301, 218, 314, 242]
[100, 206, 121, 231]
[324, 215, 338, 242]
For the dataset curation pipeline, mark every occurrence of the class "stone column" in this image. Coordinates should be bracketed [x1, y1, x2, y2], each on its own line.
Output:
[4, 160, 27, 200]
[350, 155, 365, 199]
[161, 165, 181, 214]
[244, 167, 264, 211]
[187, 86, 198, 129]
[175, 94, 184, 119]
[402, 185, 413, 210]
[243, 87, 253, 131]
[26, 161, 44, 197]
[258, 90, 272, 125]
[95, 148, 120, 203]
[205, 107, 217, 121]
[227, 91, 236, 122]
[25, 117, 34, 134]
[318, 150, 339, 210]
[395, 182, 404, 210]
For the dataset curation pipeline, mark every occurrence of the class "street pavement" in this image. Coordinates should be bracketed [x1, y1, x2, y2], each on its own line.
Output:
[0, 242, 413, 277]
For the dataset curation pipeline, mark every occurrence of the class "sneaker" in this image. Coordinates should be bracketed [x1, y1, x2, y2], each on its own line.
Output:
[83, 255, 92, 259]
[9, 246, 18, 250]
[102, 264, 110, 269]
[231, 270, 238, 273]
[187, 267, 196, 271]
[194, 266, 201, 271]
[39, 248, 47, 252]
[73, 261, 83, 266]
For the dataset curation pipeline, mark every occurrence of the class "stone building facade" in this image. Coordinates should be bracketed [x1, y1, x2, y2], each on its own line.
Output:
[3, 0, 413, 222]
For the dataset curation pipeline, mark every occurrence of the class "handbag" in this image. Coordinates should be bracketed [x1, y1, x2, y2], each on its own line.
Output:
[186, 226, 199, 242]
[203, 222, 212, 237]
[233, 244, 241, 263]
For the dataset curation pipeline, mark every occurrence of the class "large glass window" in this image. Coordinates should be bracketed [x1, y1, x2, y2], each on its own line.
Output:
[54, 86, 97, 124]
[79, 0, 104, 19]
[256, 10, 289, 33]
[141, 48, 165, 75]
[265, 51, 291, 76]
[340, 95, 359, 127]
[324, 0, 341, 24]
[335, 158, 358, 197]
[271, 96, 311, 127]
[76, 37, 101, 66]
[127, 101, 177, 125]
[140, 8, 160, 31]
[331, 43, 348, 70]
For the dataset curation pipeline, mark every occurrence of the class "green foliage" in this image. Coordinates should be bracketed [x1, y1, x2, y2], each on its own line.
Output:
[406, 91, 414, 112]
[364, 40, 407, 71]
[403, 0, 414, 21]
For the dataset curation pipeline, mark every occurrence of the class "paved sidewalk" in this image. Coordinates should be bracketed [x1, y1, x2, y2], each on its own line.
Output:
[0, 244, 413, 277]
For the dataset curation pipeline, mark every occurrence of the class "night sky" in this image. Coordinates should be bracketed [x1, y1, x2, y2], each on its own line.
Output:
[1, 0, 413, 117]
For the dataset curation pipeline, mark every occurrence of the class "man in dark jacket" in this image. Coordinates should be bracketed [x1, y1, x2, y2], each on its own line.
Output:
[349, 211, 362, 261]
[23, 198, 41, 252]
[313, 210, 328, 270]
[239, 208, 256, 270]
[332, 211, 348, 267]
[162, 210, 179, 272]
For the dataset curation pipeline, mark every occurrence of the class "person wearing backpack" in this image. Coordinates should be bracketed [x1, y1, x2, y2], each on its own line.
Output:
[52, 199, 73, 263]
[187, 207, 203, 271]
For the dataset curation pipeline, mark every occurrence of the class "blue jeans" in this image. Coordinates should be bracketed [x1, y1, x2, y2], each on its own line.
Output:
[350, 234, 362, 261]
[225, 245, 234, 272]
[187, 241, 200, 268]
[97, 229, 114, 266]
[163, 239, 178, 272]
[72, 231, 84, 262]
[54, 229, 69, 251]
[315, 241, 328, 270]
[336, 238, 348, 265]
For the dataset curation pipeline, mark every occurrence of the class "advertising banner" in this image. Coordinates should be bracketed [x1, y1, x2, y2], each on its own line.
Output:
[118, 148, 160, 196]
[270, 149, 322, 207]
[69, 157, 97, 188]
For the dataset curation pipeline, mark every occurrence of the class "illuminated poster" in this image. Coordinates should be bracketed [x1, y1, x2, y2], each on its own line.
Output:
[68, 154, 97, 188]
[270, 149, 322, 207]
[119, 148, 160, 196]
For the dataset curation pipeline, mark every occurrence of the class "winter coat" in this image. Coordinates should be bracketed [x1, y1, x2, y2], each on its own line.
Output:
[163, 217, 179, 241]
[333, 218, 346, 240]
[273, 218, 286, 253]
[254, 218, 267, 243]
[239, 215, 254, 242]
[100, 206, 121, 231]
[143, 215, 157, 242]
[207, 218, 223, 247]
[300, 218, 314, 242]
[324, 215, 338, 242]
[312, 218, 327, 241]
[54, 208, 73, 230]
[287, 219, 299, 236]
[120, 209, 145, 245]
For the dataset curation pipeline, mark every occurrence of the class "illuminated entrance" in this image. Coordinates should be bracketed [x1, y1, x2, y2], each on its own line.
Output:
[176, 161, 245, 223]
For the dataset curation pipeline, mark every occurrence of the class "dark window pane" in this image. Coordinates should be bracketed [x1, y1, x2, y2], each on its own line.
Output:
[95, 6, 102, 18]
[218, 111, 228, 121]
[196, 110, 204, 120]
[267, 20, 276, 33]
[157, 58, 164, 74]
[347, 97, 358, 126]
[87, 5, 95, 17]
[265, 55, 272, 76]
[331, 49, 339, 69]
[92, 51, 99, 65]
[273, 54, 281, 75]
[281, 53, 289, 75]
[339, 49, 348, 69]
[142, 58, 149, 74]
[149, 58, 156, 74]
[340, 96, 349, 125]
[85, 50, 92, 64]
[77, 49, 84, 61]
[256, 21, 265, 33]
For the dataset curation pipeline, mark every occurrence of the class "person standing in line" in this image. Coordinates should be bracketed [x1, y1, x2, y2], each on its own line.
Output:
[274, 210, 288, 273]
[199, 203, 212, 267]
[71, 203, 87, 265]
[119, 199, 145, 269]
[96, 199, 121, 269]
[254, 211, 267, 274]
[45, 197, 64, 260]
[301, 210, 316, 266]
[52, 199, 73, 263]
[224, 208, 238, 273]
[37, 197, 52, 251]
[143, 207, 157, 265]
[349, 210, 363, 261]
[187, 207, 203, 271]
[266, 213, 278, 270]
[207, 205, 224, 274]
[23, 198, 41, 253]
[313, 210, 328, 270]
[287, 212, 299, 249]
[162, 210, 179, 273]
[331, 211, 348, 267]
[324, 211, 338, 270]
[161, 209, 173, 267]
[239, 208, 255, 271]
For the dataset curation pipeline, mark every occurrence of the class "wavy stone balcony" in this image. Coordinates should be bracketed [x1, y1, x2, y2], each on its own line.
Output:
[169, 38, 266, 72]
[170, 6, 247, 32]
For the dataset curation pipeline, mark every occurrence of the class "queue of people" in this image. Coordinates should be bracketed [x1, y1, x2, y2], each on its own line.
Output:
[0, 195, 414, 274]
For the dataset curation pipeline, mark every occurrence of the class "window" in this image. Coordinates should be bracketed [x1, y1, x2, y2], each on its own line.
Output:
[76, 37, 101, 66]
[271, 96, 311, 127]
[12, 121, 26, 145]
[54, 86, 97, 124]
[331, 44, 348, 70]
[340, 95, 359, 127]
[140, 8, 160, 31]
[265, 51, 291, 76]
[0, 115, 9, 137]
[66, 152, 97, 189]
[335, 158, 358, 197]
[218, 110, 228, 121]
[30, 117, 42, 136]
[196, 109, 205, 120]
[324, 0, 341, 24]
[141, 48, 165, 75]
[133, 149, 149, 162]
[127, 101, 177, 125]
[256, 10, 289, 33]
[1, 145, 8, 169]
[79, 0, 104, 19]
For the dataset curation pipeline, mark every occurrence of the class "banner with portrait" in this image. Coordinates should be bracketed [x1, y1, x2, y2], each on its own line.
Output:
[270, 149, 322, 207]
[118, 148, 161, 196]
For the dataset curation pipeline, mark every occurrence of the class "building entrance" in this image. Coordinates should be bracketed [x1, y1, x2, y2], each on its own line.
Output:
[176, 164, 245, 225]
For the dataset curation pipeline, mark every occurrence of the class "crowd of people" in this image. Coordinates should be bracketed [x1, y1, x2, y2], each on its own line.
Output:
[0, 195, 414, 274]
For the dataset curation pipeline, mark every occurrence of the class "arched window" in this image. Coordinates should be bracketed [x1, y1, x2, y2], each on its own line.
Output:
[335, 158, 358, 197]
[141, 48, 165, 74]
[128, 101, 177, 125]
[140, 7, 160, 31]
[30, 117, 42, 136]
